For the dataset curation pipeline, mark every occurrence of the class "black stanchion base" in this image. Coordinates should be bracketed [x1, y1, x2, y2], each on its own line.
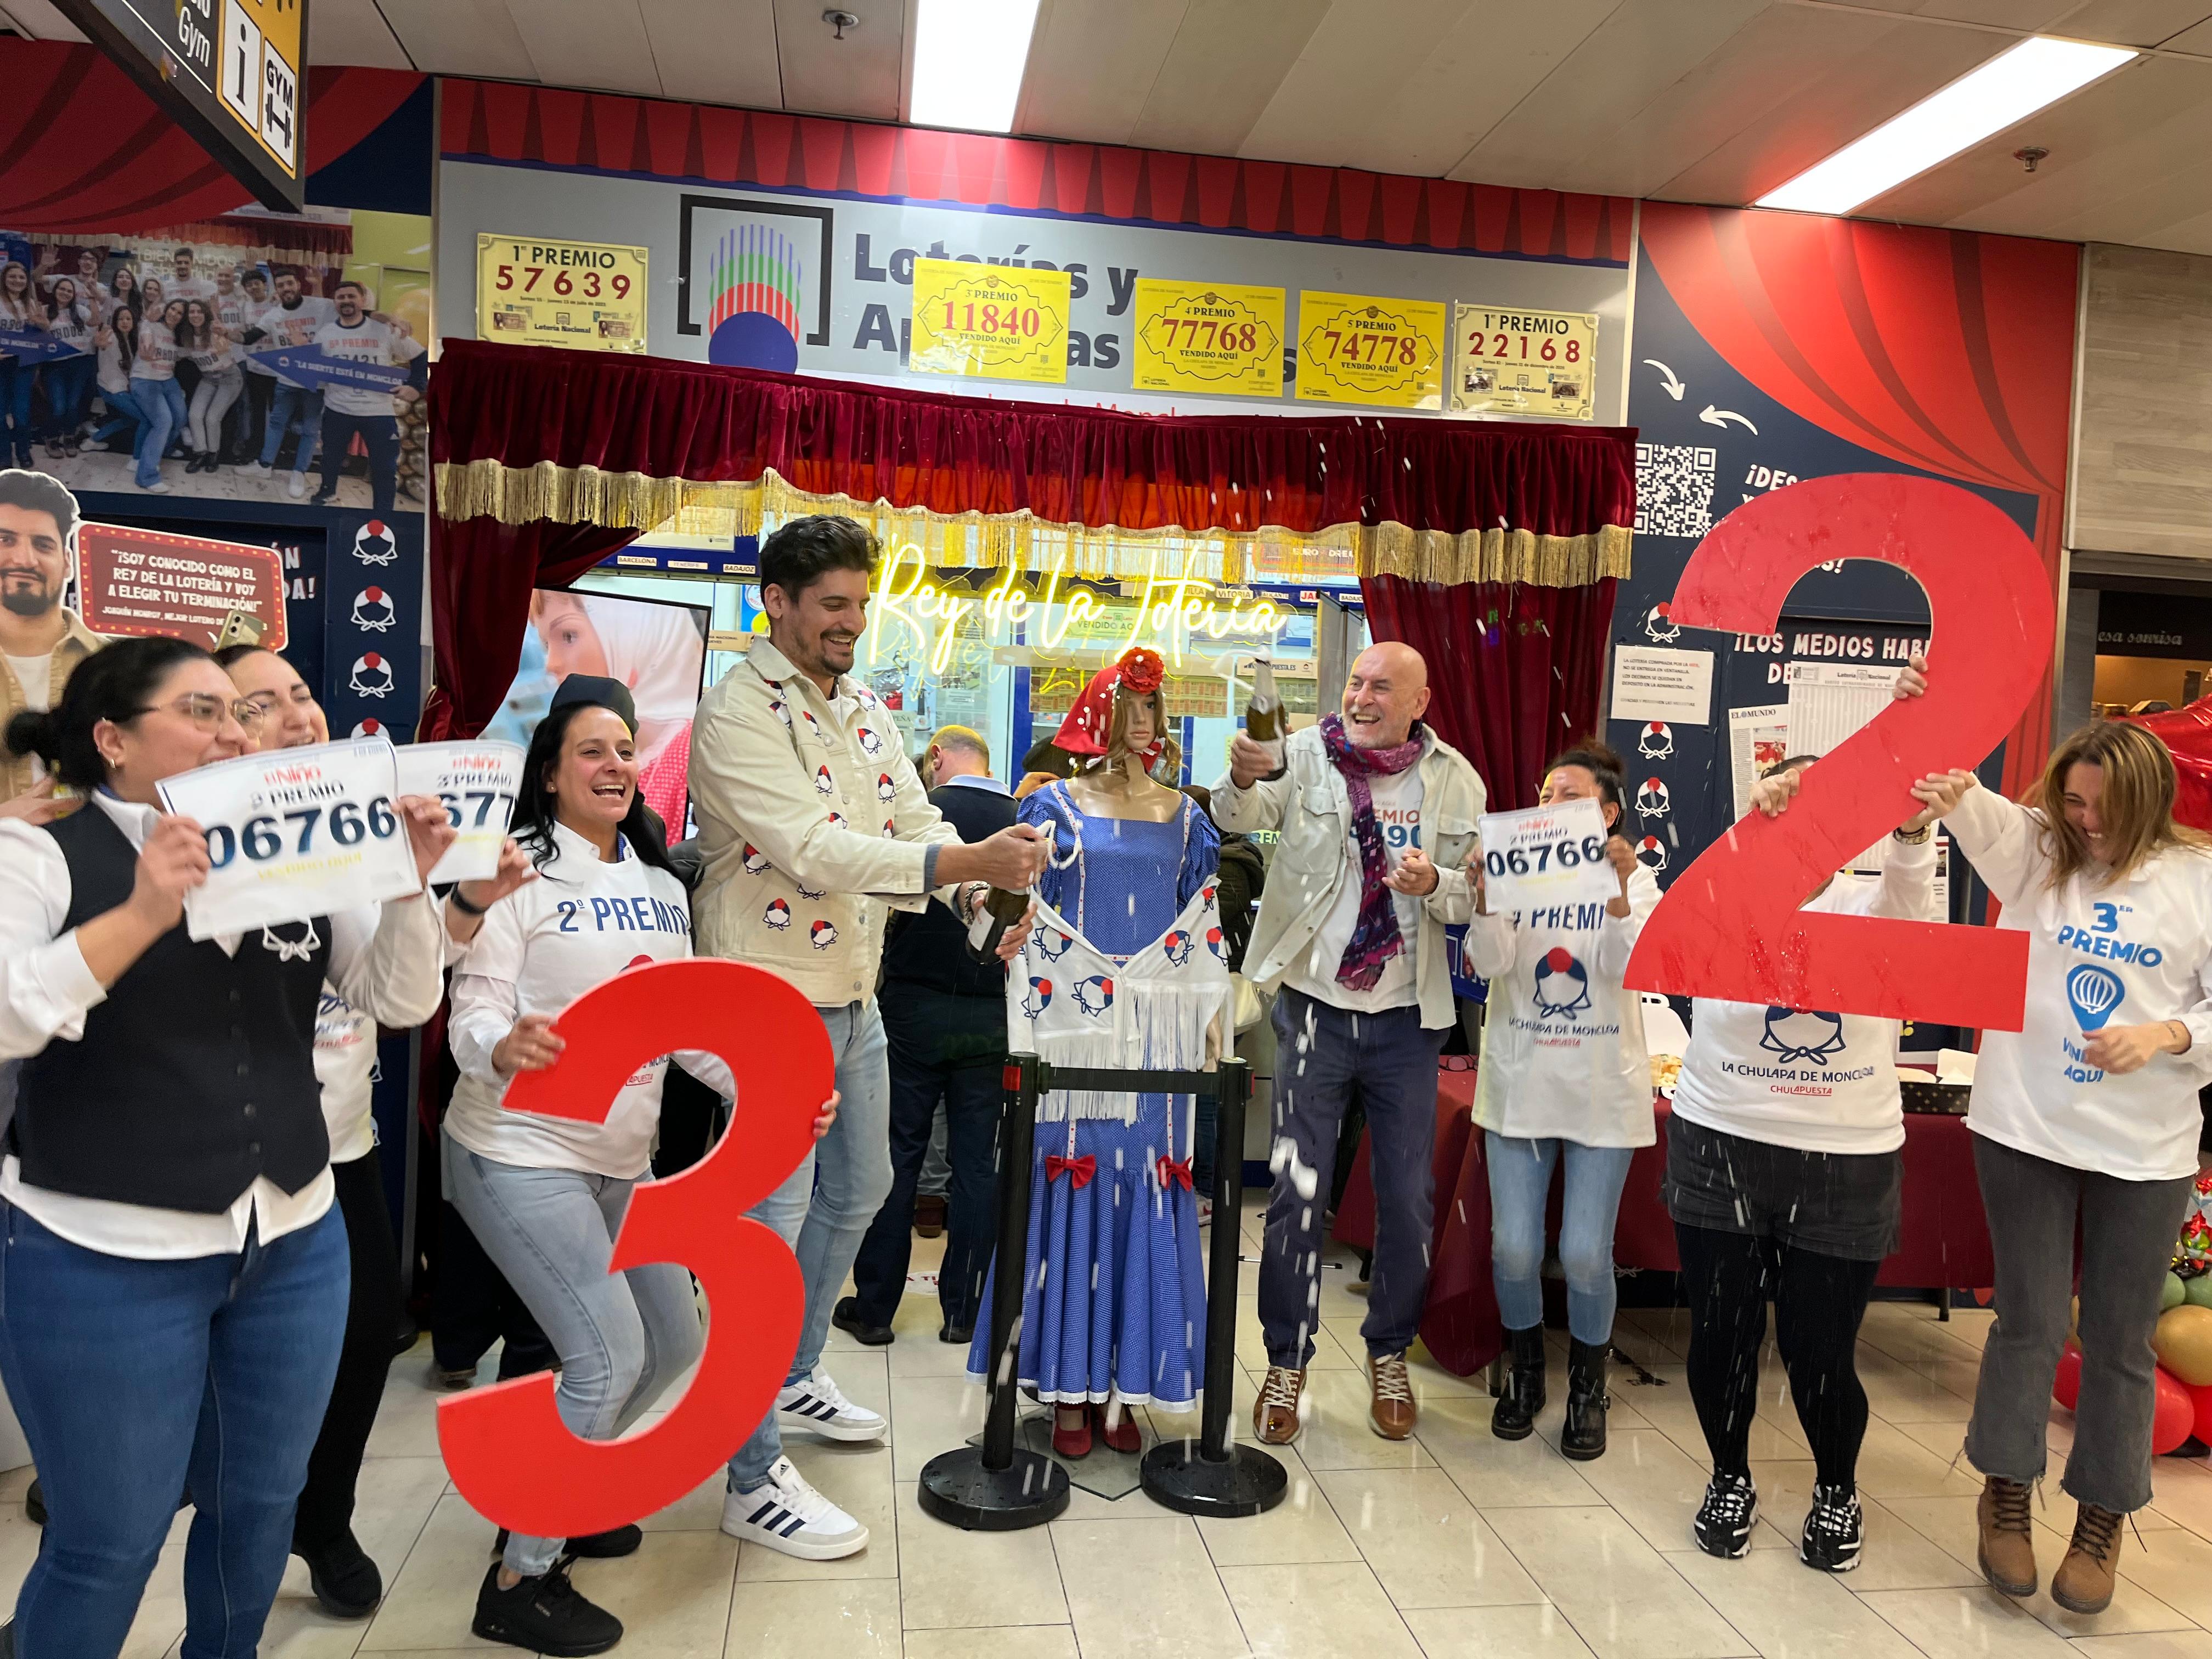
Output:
[917, 1446, 1071, 1531]
[1138, 1441, 1289, 1519]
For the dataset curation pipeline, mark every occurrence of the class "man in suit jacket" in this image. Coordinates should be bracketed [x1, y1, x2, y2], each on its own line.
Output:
[834, 725, 1015, 1346]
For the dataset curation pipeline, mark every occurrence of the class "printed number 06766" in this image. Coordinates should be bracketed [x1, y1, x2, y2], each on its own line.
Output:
[1486, 836, 1604, 877]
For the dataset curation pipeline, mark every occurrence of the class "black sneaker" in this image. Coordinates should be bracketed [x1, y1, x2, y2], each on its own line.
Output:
[1694, 1471, 1759, 1559]
[831, 1295, 895, 1346]
[472, 1556, 622, 1656]
[493, 1522, 642, 1559]
[296, 1529, 383, 1616]
[1800, 1482, 1864, 1573]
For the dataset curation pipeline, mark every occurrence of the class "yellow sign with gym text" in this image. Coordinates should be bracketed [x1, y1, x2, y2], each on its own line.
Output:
[477, 235, 650, 353]
[1132, 280, 1285, 398]
[909, 259, 1069, 383]
[1295, 291, 1445, 409]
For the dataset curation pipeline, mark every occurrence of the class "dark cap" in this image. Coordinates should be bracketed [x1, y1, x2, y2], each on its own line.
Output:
[549, 674, 636, 732]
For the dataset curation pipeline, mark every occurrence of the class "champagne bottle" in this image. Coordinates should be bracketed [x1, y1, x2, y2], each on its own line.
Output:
[1245, 655, 1288, 780]
[968, 883, 1031, 963]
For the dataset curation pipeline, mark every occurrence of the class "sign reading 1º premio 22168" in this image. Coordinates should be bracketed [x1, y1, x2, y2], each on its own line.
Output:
[52, 0, 303, 212]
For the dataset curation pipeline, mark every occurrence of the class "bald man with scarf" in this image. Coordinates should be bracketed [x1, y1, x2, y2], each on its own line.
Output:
[1213, 642, 1486, 1443]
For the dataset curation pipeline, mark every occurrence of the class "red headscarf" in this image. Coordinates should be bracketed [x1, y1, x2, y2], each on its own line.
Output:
[1054, 647, 1167, 765]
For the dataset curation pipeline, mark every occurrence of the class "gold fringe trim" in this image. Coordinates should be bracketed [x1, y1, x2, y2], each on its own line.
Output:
[436, 458, 1632, 589]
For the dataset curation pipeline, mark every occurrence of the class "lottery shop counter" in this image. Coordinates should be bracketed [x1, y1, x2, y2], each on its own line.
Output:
[1328, 1061, 1993, 1378]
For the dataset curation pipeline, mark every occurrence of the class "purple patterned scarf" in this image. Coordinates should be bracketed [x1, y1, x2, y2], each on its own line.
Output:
[1320, 711, 1427, 991]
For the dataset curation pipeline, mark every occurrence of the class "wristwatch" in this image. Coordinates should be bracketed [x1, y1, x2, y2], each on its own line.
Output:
[1892, 824, 1933, 845]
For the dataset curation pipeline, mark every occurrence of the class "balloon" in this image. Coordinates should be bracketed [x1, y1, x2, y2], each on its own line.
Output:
[2165, 1273, 2190, 1311]
[2155, 1367, 2196, 1454]
[2186, 1274, 2212, 1311]
[2053, 1345, 2084, 1410]
[2192, 1382, 2212, 1447]
[2069, 1295, 2081, 1346]
[2155, 1305, 2212, 1387]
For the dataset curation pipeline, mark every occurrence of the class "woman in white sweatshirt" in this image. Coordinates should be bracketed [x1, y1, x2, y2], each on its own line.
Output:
[1913, 719, 2212, 1617]
[1465, 742, 1657, 1462]
[443, 675, 834, 1655]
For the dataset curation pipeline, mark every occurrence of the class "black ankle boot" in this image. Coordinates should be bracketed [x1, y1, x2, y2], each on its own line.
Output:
[1561, 1338, 1610, 1461]
[1491, 1324, 1547, 1440]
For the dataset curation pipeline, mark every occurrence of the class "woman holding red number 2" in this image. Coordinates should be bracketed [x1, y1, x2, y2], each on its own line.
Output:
[1910, 716, 2212, 1617]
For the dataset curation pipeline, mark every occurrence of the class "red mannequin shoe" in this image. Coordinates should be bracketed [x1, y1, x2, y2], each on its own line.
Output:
[1095, 1402, 1142, 1454]
[1052, 1404, 1093, 1459]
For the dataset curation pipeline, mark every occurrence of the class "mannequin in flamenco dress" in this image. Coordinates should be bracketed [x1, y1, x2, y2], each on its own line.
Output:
[967, 647, 1226, 1458]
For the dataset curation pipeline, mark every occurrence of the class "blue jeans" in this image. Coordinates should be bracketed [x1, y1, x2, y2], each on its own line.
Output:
[258, 383, 320, 471]
[41, 357, 94, 439]
[318, 409, 402, 514]
[442, 1137, 704, 1578]
[0, 1201, 347, 1658]
[1259, 987, 1447, 1367]
[729, 1000, 891, 1489]
[0, 362, 31, 461]
[1485, 1132, 1637, 1345]
[92, 386, 149, 448]
[129, 377, 187, 489]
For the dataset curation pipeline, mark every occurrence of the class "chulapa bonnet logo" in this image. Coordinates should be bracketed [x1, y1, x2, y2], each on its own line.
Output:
[1531, 948, 1590, 1019]
[1760, 1007, 1847, 1065]
[2066, 963, 2125, 1032]
[351, 520, 397, 565]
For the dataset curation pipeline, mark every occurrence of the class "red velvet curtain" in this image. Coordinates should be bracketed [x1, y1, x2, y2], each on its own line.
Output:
[433, 338, 1636, 540]
[1362, 577, 1618, 811]
[1641, 204, 2076, 796]
[418, 519, 635, 741]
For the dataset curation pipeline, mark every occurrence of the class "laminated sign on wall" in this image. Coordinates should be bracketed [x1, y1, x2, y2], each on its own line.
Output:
[1131, 280, 1285, 398]
[1295, 291, 1445, 409]
[477, 234, 650, 353]
[1452, 304, 1598, 420]
[909, 258, 1071, 383]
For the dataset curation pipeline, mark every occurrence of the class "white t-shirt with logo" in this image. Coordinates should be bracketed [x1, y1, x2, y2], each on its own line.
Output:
[1671, 832, 1938, 1155]
[1948, 786, 2212, 1182]
[446, 821, 732, 1178]
[314, 315, 424, 417]
[1286, 766, 1425, 1014]
[163, 274, 215, 304]
[1469, 863, 1662, 1147]
[252, 295, 335, 387]
[133, 320, 177, 380]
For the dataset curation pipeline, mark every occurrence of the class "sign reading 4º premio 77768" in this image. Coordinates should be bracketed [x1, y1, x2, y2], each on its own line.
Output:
[52, 0, 306, 213]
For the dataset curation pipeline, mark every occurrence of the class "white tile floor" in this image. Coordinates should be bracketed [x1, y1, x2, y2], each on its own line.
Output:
[17, 1200, 2212, 1658]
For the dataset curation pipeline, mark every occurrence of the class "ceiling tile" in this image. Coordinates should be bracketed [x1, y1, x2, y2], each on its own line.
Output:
[308, 0, 415, 67]
[2158, 15, 2212, 50]
[638, 0, 785, 108]
[505, 0, 664, 94]
[775, 0, 902, 120]
[374, 0, 539, 79]
[1124, 0, 1333, 157]
[2044, 0, 2212, 47]
[1014, 0, 1191, 145]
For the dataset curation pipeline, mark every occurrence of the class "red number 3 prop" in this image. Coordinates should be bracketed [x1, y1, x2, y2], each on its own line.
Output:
[1624, 474, 2053, 1031]
[437, 959, 832, 1537]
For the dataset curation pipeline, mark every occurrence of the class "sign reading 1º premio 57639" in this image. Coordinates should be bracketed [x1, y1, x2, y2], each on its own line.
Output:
[477, 235, 651, 354]
[52, 0, 304, 212]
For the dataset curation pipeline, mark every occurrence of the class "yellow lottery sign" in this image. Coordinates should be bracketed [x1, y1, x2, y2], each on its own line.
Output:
[1452, 304, 1599, 420]
[1132, 280, 1284, 398]
[1295, 292, 1445, 409]
[910, 260, 1070, 384]
[477, 235, 650, 354]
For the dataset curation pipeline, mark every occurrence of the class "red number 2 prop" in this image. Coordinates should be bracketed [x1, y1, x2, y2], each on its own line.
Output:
[1624, 474, 2053, 1031]
[437, 959, 832, 1537]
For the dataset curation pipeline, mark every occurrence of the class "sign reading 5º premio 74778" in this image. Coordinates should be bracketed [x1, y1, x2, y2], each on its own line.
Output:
[52, 0, 305, 212]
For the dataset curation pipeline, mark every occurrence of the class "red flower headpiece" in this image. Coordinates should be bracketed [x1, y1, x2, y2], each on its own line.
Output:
[1054, 646, 1168, 763]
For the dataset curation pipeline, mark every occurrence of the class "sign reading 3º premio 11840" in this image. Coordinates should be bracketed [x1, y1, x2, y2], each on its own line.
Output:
[52, 0, 304, 212]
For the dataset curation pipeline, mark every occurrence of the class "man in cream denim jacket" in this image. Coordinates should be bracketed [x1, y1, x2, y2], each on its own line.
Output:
[690, 515, 1045, 1563]
[1213, 641, 1484, 1448]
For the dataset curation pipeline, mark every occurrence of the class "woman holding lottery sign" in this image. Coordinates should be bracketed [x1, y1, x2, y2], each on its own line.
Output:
[1465, 741, 1656, 1464]
[1911, 719, 2212, 1617]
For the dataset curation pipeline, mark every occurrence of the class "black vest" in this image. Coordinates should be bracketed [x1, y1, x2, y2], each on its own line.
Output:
[15, 804, 332, 1210]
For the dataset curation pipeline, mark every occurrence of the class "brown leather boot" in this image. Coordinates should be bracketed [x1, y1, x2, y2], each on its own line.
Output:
[1977, 1476, 2038, 1598]
[1369, 1351, 1417, 1440]
[2052, 1502, 2125, 1615]
[1254, 1366, 1306, 1446]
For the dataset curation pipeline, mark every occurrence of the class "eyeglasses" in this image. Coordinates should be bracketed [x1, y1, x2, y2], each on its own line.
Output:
[134, 692, 267, 735]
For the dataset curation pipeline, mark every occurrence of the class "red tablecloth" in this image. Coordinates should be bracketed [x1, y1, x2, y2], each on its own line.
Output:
[1329, 1067, 1993, 1376]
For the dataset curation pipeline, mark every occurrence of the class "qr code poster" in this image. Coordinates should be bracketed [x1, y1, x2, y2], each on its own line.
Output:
[1636, 443, 1717, 540]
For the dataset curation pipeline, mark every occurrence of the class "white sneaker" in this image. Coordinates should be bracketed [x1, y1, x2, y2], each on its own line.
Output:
[286, 471, 308, 499]
[137, 477, 171, 494]
[238, 460, 270, 478]
[776, 1369, 886, 1443]
[721, 1456, 868, 1559]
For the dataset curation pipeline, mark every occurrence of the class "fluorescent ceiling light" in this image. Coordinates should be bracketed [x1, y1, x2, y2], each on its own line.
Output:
[910, 0, 1045, 134]
[1757, 35, 2134, 215]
